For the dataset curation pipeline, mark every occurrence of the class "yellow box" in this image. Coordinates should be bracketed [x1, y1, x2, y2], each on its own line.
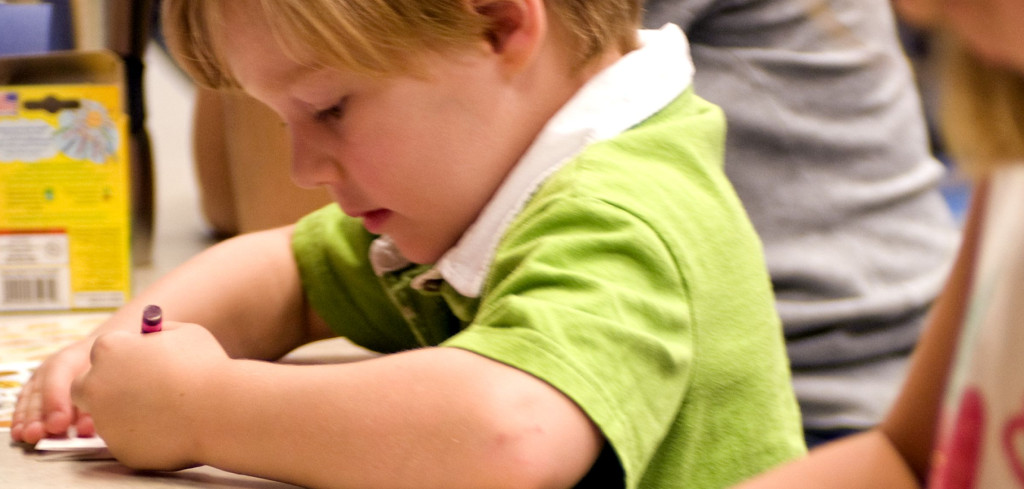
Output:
[0, 51, 130, 312]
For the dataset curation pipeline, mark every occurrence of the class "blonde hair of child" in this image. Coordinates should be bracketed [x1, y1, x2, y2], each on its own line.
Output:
[939, 35, 1024, 177]
[162, 0, 642, 89]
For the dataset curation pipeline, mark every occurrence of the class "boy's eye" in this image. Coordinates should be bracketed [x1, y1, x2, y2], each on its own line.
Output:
[314, 98, 347, 123]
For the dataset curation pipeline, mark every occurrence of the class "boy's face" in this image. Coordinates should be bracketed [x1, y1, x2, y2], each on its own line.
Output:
[217, 3, 534, 264]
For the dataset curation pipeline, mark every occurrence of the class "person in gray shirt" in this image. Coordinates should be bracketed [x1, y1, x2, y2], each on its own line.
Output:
[644, 0, 960, 446]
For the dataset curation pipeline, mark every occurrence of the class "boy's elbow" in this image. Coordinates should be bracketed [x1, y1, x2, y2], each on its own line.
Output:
[430, 348, 604, 488]
[469, 381, 605, 489]
[476, 421, 603, 489]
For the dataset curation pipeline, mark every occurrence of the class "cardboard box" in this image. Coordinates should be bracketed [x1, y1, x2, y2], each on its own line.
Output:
[0, 50, 130, 312]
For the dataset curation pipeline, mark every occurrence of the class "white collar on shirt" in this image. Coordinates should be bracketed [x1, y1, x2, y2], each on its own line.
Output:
[370, 24, 694, 298]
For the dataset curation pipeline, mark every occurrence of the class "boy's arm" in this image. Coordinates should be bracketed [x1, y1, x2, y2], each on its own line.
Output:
[74, 340, 604, 489]
[12, 225, 327, 444]
[112, 225, 330, 359]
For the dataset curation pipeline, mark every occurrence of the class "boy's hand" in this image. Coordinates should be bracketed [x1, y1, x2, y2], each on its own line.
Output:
[11, 339, 96, 444]
[70, 322, 230, 471]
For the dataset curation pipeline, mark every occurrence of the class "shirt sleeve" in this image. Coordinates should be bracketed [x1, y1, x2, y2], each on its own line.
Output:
[442, 190, 694, 483]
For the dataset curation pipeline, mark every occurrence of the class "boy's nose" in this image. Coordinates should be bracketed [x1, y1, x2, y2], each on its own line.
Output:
[288, 128, 343, 189]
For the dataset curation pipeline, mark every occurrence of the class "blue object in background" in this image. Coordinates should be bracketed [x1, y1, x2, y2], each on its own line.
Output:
[940, 173, 971, 225]
[46, 0, 75, 51]
[937, 154, 972, 226]
[0, 3, 55, 56]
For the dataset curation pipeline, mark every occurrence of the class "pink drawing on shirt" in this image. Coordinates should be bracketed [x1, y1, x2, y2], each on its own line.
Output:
[1001, 396, 1024, 485]
[932, 386, 986, 489]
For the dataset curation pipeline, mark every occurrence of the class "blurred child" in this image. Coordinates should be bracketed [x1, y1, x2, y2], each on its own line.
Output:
[735, 0, 1024, 486]
[11, 0, 804, 487]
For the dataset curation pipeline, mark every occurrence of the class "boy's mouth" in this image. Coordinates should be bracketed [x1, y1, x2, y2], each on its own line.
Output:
[360, 209, 392, 234]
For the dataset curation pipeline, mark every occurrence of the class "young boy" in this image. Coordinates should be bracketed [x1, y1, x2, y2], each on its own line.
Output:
[12, 1, 805, 487]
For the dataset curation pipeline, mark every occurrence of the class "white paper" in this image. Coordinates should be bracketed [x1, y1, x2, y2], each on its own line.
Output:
[35, 435, 107, 451]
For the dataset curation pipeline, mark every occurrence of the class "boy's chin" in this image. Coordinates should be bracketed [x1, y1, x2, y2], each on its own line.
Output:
[392, 239, 449, 266]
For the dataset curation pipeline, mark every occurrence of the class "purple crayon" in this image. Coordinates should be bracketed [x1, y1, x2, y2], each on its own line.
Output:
[141, 304, 163, 334]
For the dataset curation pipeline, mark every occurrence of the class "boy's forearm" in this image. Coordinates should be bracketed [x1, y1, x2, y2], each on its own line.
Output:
[100, 226, 317, 359]
[186, 347, 603, 489]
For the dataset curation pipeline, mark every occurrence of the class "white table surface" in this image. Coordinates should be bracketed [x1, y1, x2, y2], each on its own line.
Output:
[1, 444, 306, 488]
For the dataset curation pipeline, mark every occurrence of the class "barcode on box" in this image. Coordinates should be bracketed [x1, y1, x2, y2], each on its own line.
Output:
[1, 268, 70, 310]
[0, 231, 72, 311]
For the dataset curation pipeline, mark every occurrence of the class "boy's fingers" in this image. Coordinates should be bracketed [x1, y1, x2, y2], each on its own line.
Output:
[40, 366, 77, 436]
[11, 340, 95, 444]
[74, 410, 96, 438]
[11, 375, 33, 424]
[16, 421, 47, 444]
[10, 423, 24, 442]
[11, 379, 48, 444]
[12, 365, 80, 444]
[10, 378, 35, 442]
[44, 410, 72, 435]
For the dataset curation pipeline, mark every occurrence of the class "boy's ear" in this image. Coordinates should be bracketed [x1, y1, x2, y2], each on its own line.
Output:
[473, 0, 545, 70]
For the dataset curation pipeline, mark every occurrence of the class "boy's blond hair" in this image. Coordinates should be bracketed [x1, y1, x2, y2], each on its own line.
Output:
[163, 0, 642, 89]
[939, 35, 1024, 176]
